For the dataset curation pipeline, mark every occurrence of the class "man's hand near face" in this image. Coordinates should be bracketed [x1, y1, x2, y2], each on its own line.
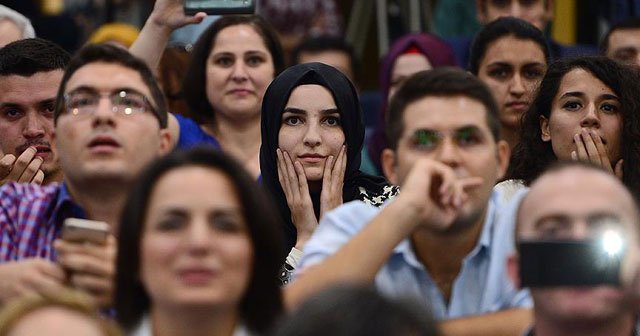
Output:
[0, 147, 45, 185]
[54, 235, 117, 308]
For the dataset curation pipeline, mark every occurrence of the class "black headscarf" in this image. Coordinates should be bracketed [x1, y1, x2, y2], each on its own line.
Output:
[260, 62, 388, 250]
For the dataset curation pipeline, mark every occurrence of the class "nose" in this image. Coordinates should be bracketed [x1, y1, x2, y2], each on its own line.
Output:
[185, 218, 211, 255]
[435, 136, 461, 168]
[303, 123, 321, 148]
[579, 104, 600, 129]
[510, 73, 526, 96]
[509, 3, 522, 17]
[91, 96, 116, 127]
[230, 60, 249, 81]
[22, 113, 45, 139]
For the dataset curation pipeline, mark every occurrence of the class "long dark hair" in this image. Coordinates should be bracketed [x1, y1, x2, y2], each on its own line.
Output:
[115, 147, 285, 333]
[182, 15, 284, 125]
[506, 56, 640, 197]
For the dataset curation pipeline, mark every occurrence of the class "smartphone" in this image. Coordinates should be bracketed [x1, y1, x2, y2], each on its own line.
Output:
[518, 239, 624, 287]
[61, 218, 109, 245]
[184, 0, 255, 15]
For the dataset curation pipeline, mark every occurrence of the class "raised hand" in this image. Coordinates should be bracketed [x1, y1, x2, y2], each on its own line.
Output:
[277, 149, 318, 248]
[0, 147, 45, 185]
[395, 157, 483, 232]
[320, 145, 346, 218]
[572, 128, 623, 179]
[54, 235, 117, 308]
[148, 0, 207, 31]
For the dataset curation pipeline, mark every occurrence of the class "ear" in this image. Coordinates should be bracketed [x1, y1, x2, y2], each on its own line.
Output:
[158, 129, 172, 155]
[540, 115, 551, 142]
[475, 0, 488, 23]
[544, 0, 555, 22]
[507, 253, 522, 289]
[381, 148, 398, 185]
[495, 140, 510, 180]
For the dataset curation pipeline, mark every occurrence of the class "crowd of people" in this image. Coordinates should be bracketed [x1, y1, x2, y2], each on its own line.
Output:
[1, 0, 640, 335]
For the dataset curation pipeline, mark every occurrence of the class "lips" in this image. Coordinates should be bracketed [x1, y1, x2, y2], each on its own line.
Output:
[87, 134, 121, 153]
[506, 101, 529, 111]
[177, 268, 217, 285]
[228, 88, 253, 96]
[298, 153, 326, 164]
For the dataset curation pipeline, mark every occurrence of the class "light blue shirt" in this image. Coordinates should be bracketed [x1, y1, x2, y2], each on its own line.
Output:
[299, 188, 532, 320]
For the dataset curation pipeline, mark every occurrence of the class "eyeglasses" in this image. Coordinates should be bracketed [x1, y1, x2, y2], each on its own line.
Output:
[408, 127, 484, 151]
[63, 90, 156, 117]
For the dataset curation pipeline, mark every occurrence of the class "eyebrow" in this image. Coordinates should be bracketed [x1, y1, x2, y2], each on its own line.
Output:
[559, 91, 619, 101]
[66, 86, 147, 96]
[0, 98, 55, 109]
[282, 107, 339, 114]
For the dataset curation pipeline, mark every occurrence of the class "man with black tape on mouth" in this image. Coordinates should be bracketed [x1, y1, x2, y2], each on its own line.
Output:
[508, 161, 640, 336]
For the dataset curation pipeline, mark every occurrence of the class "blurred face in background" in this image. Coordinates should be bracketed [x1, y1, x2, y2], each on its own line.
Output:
[205, 24, 275, 122]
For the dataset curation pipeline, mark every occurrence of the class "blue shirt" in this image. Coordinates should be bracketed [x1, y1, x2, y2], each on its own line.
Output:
[0, 182, 86, 261]
[174, 113, 221, 150]
[299, 188, 532, 320]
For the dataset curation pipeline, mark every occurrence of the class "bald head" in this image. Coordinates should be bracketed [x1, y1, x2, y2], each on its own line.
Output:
[517, 164, 639, 242]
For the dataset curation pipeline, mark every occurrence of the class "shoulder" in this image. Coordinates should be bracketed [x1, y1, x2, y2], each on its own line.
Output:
[355, 184, 399, 208]
[0, 182, 59, 204]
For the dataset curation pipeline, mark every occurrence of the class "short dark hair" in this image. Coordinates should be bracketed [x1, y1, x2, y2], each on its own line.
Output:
[600, 17, 640, 54]
[469, 17, 550, 75]
[0, 38, 70, 76]
[290, 35, 360, 81]
[271, 285, 440, 336]
[386, 67, 500, 150]
[53, 43, 168, 128]
[506, 56, 640, 198]
[183, 15, 284, 125]
[115, 147, 285, 334]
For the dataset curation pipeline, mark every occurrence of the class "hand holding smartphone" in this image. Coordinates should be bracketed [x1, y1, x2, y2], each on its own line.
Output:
[184, 0, 255, 15]
[61, 218, 109, 245]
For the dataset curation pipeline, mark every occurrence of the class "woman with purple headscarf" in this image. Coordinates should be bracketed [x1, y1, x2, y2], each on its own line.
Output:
[364, 33, 458, 176]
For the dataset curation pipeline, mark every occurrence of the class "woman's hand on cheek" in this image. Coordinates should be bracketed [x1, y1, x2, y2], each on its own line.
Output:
[572, 129, 624, 179]
[277, 149, 318, 249]
[320, 145, 346, 218]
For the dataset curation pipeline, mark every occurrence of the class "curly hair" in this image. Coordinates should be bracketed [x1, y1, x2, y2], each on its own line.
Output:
[506, 56, 640, 198]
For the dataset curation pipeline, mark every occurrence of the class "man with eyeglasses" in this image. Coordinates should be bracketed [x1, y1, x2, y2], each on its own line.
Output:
[287, 68, 533, 335]
[0, 44, 171, 308]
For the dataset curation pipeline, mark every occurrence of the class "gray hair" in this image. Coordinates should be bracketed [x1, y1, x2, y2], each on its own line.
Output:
[0, 5, 35, 39]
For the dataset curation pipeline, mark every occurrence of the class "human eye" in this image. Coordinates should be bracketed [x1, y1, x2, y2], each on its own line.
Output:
[455, 127, 483, 146]
[600, 102, 619, 114]
[523, 67, 545, 80]
[154, 214, 186, 231]
[488, 67, 511, 80]
[210, 212, 245, 233]
[411, 129, 440, 151]
[282, 113, 304, 126]
[520, 0, 538, 7]
[537, 218, 571, 239]
[116, 92, 146, 110]
[0, 107, 23, 120]
[214, 55, 234, 67]
[322, 115, 341, 127]
[245, 54, 265, 67]
[562, 100, 582, 111]
[42, 101, 55, 116]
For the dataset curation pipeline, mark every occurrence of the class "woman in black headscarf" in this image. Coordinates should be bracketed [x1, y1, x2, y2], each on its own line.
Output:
[260, 63, 398, 283]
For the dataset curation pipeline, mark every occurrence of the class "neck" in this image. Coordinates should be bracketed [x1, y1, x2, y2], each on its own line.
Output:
[150, 305, 239, 336]
[410, 211, 485, 301]
[203, 115, 261, 178]
[533, 313, 635, 336]
[501, 126, 520, 151]
[43, 169, 64, 185]
[65, 179, 128, 233]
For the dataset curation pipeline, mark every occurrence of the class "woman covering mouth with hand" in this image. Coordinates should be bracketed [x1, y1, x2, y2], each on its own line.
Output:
[259, 63, 398, 284]
[505, 56, 640, 197]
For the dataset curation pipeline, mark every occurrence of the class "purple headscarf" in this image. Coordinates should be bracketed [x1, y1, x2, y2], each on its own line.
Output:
[367, 33, 458, 173]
